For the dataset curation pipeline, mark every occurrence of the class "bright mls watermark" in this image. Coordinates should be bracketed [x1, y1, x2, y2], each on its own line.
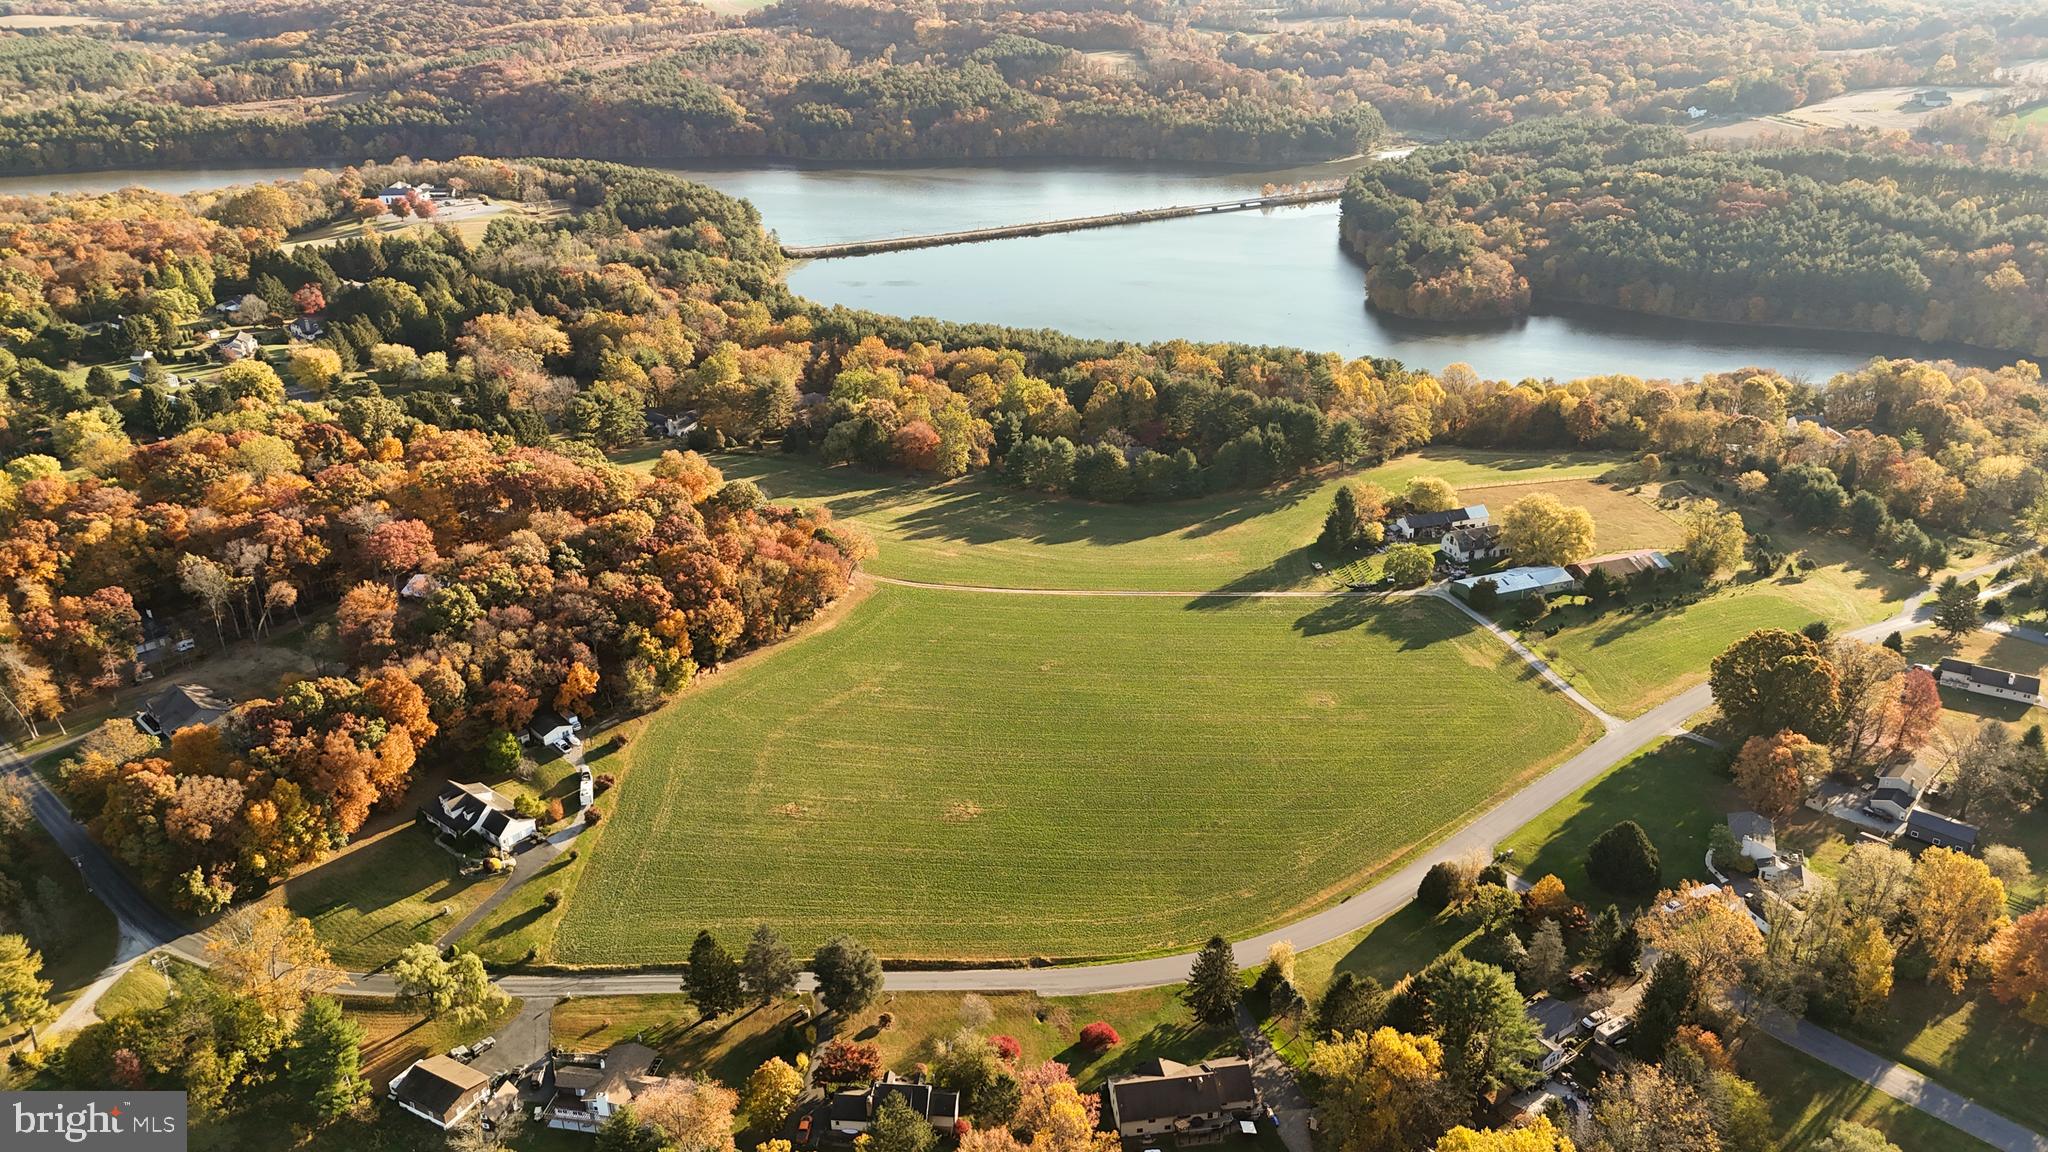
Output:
[4, 1092, 186, 1150]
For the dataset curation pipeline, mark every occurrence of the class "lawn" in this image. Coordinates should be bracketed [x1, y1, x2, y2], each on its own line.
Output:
[540, 585, 1596, 964]
[277, 822, 499, 970]
[858, 987, 1238, 1088]
[1839, 978, 2048, 1133]
[1496, 737, 1737, 902]
[553, 994, 807, 1089]
[1289, 899, 1477, 1000]
[1525, 516, 1922, 716]
[345, 995, 524, 1084]
[1736, 1032, 1996, 1152]
[2, 818, 118, 1056]
[634, 446, 1619, 593]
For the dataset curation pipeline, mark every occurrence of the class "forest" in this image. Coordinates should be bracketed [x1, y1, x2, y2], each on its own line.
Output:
[1339, 119, 2048, 356]
[0, 0, 2040, 172]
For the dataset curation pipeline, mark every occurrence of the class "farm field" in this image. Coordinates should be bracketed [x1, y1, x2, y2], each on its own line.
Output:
[657, 447, 1620, 592]
[544, 584, 1597, 963]
[1695, 85, 2000, 143]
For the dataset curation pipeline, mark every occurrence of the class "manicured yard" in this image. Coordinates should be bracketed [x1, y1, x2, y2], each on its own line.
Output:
[641, 447, 1618, 592]
[345, 995, 523, 1084]
[1524, 521, 1923, 716]
[1736, 1032, 1995, 1152]
[553, 994, 807, 1090]
[95, 961, 174, 1020]
[278, 822, 499, 970]
[1290, 899, 1477, 1000]
[1840, 981, 2048, 1134]
[542, 585, 1596, 963]
[1496, 737, 1736, 902]
[1465, 477, 1684, 554]
[858, 987, 1239, 1088]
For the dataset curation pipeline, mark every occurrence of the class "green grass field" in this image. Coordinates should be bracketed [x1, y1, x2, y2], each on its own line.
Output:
[542, 585, 1596, 963]
[641, 447, 1619, 593]
[1839, 970, 2048, 1133]
[1737, 1033, 1996, 1152]
[1497, 737, 1735, 902]
[278, 823, 498, 970]
[1525, 506, 1923, 716]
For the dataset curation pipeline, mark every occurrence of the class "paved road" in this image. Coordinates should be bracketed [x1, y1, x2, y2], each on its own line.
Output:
[1761, 1010, 2048, 1152]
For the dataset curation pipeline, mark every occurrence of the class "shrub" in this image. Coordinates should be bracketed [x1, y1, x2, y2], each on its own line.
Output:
[954, 1119, 972, 1138]
[990, 1035, 1021, 1062]
[1077, 1022, 1121, 1051]
[514, 794, 545, 820]
[595, 772, 617, 794]
[543, 888, 563, 908]
[546, 797, 565, 823]
[876, 1011, 893, 1030]
[584, 807, 604, 826]
[816, 1040, 883, 1084]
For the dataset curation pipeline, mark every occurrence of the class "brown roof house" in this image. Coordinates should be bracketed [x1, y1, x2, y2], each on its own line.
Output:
[1565, 550, 1673, 584]
[389, 1055, 492, 1130]
[1103, 1058, 1260, 1145]
[539, 1042, 663, 1133]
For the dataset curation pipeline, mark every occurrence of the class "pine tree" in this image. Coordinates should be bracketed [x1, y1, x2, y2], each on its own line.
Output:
[1633, 954, 1697, 1060]
[686, 930, 746, 1018]
[1934, 576, 1981, 639]
[741, 924, 800, 1005]
[1319, 485, 1362, 551]
[812, 935, 883, 1016]
[1183, 935, 1241, 1027]
[284, 995, 368, 1122]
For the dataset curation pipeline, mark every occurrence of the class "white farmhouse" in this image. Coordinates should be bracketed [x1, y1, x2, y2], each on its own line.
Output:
[422, 781, 536, 852]
[1936, 658, 2041, 707]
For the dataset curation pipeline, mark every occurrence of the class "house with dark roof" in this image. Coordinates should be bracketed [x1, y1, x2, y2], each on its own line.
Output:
[829, 1072, 961, 1139]
[422, 781, 536, 852]
[1935, 658, 2041, 707]
[539, 1043, 661, 1133]
[389, 1054, 491, 1130]
[528, 709, 583, 751]
[1868, 760, 1938, 823]
[1904, 808, 1979, 852]
[1440, 524, 1503, 565]
[1390, 504, 1488, 541]
[287, 315, 324, 341]
[1102, 1058, 1259, 1144]
[644, 409, 700, 439]
[135, 683, 232, 739]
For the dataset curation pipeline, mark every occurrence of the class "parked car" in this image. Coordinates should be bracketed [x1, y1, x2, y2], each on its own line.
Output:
[1567, 970, 1595, 993]
[795, 1116, 813, 1145]
[470, 1036, 496, 1056]
[448, 1044, 474, 1062]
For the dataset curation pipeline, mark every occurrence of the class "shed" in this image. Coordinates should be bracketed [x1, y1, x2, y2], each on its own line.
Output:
[389, 1055, 490, 1130]
[1904, 808, 1978, 852]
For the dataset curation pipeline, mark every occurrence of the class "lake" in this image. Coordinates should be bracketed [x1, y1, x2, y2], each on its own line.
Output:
[1, 160, 1994, 381]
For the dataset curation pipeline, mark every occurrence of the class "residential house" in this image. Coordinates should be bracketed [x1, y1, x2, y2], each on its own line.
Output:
[829, 1072, 962, 1139]
[1450, 566, 1578, 603]
[1913, 89, 1954, 108]
[1727, 811, 1777, 865]
[1935, 658, 2041, 707]
[421, 782, 536, 852]
[1684, 106, 1710, 120]
[389, 1055, 491, 1130]
[538, 1043, 660, 1133]
[1869, 761, 1937, 822]
[1390, 504, 1489, 541]
[135, 683, 232, 739]
[127, 350, 179, 389]
[528, 710, 583, 751]
[213, 330, 260, 362]
[1565, 550, 1673, 585]
[643, 409, 700, 439]
[287, 315, 325, 341]
[1904, 808, 1979, 852]
[1102, 1058, 1259, 1145]
[1440, 524, 1503, 565]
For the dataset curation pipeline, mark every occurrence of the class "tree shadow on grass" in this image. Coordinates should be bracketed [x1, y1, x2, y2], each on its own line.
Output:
[1059, 1021, 1239, 1086]
[480, 900, 550, 942]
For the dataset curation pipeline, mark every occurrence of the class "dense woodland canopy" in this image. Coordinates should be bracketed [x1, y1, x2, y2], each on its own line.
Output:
[0, 0, 2040, 172]
[1340, 119, 2048, 355]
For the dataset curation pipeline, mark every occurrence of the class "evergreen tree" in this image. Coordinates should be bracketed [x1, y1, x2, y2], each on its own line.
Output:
[1183, 935, 1241, 1027]
[1319, 485, 1363, 551]
[812, 935, 883, 1017]
[685, 930, 745, 1018]
[1587, 820, 1662, 897]
[869, 1093, 938, 1152]
[1934, 576, 1981, 639]
[283, 995, 368, 1123]
[741, 924, 801, 1005]
[1633, 954, 1698, 1060]
[1313, 971, 1387, 1038]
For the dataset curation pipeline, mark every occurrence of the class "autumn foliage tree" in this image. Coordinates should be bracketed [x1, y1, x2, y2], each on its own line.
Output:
[1732, 730, 1830, 818]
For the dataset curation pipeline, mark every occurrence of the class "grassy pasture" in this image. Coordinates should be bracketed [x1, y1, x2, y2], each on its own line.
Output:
[545, 584, 1595, 963]
[632, 447, 1618, 592]
[277, 822, 496, 970]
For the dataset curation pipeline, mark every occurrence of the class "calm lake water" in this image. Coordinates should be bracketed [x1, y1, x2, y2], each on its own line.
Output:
[2, 161, 1995, 381]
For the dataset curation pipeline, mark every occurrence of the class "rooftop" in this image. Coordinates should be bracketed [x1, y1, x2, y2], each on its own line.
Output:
[391, 1055, 489, 1122]
[145, 683, 232, 733]
[1937, 657, 2042, 697]
[1452, 566, 1576, 596]
[1106, 1058, 1258, 1126]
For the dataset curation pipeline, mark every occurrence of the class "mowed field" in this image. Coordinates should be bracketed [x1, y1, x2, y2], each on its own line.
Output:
[547, 584, 1596, 963]
[658, 447, 1620, 592]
